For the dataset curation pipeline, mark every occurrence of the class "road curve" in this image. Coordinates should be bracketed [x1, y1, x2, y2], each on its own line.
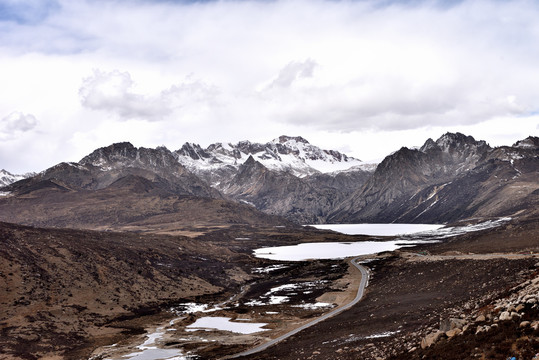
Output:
[228, 257, 369, 359]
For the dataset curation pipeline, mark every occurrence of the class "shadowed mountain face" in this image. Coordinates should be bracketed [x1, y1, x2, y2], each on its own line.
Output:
[220, 156, 373, 224]
[328, 134, 539, 223]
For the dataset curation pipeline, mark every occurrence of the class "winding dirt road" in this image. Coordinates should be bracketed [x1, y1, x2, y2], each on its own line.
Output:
[229, 257, 369, 359]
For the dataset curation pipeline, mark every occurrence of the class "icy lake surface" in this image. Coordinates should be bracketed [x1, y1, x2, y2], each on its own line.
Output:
[256, 223, 445, 261]
[254, 241, 417, 261]
[310, 223, 444, 236]
[115, 326, 189, 360]
[256, 220, 510, 261]
[186, 317, 268, 334]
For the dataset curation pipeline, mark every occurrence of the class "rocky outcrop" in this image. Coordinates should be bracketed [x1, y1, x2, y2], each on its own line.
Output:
[417, 263, 539, 354]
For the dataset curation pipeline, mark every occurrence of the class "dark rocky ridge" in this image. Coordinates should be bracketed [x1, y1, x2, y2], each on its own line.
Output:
[5, 142, 219, 199]
[329, 133, 539, 224]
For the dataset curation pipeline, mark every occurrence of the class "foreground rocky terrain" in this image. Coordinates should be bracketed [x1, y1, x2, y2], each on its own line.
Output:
[1, 215, 537, 360]
[0, 221, 363, 359]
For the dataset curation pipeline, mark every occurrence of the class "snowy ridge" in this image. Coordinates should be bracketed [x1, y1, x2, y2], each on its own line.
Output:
[0, 169, 33, 187]
[175, 135, 368, 178]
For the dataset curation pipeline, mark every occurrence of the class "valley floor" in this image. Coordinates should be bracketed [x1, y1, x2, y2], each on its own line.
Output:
[1, 216, 538, 360]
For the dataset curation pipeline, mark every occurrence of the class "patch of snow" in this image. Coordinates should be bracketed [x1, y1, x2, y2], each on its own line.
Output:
[292, 302, 334, 309]
[245, 299, 265, 306]
[252, 264, 289, 273]
[268, 295, 289, 304]
[267, 283, 301, 294]
[173, 303, 210, 314]
[365, 330, 401, 339]
[0, 169, 30, 187]
[185, 317, 268, 334]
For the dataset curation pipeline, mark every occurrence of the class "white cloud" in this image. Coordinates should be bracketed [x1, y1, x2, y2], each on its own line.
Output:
[79, 69, 220, 121]
[265, 59, 318, 89]
[0, 112, 38, 139]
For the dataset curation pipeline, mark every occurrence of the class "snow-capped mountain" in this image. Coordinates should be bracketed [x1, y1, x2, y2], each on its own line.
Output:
[174, 135, 368, 185]
[171, 135, 376, 223]
[0, 169, 33, 188]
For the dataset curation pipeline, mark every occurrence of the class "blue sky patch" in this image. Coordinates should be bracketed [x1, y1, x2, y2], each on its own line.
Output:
[0, 0, 60, 25]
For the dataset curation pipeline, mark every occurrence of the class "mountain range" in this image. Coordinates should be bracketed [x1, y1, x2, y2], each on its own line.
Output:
[0, 133, 537, 227]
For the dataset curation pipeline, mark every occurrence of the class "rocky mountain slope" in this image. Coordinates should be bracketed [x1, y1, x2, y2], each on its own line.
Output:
[1, 133, 537, 226]
[218, 155, 374, 224]
[329, 133, 539, 224]
[0, 221, 261, 359]
[0, 173, 293, 233]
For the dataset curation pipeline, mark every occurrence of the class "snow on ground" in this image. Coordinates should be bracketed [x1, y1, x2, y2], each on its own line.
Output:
[292, 302, 334, 310]
[172, 303, 222, 315]
[245, 281, 329, 306]
[364, 330, 401, 339]
[406, 217, 512, 240]
[252, 264, 289, 273]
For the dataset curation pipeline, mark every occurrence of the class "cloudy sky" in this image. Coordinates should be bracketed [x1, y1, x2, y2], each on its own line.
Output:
[1, 0, 538, 173]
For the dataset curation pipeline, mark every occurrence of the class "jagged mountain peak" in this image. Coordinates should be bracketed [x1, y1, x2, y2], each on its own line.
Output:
[273, 135, 310, 145]
[0, 169, 36, 188]
[513, 136, 539, 149]
[435, 132, 488, 152]
[1, 169, 26, 188]
[420, 132, 488, 154]
[80, 142, 179, 171]
[177, 142, 211, 161]
[243, 155, 257, 166]
[174, 136, 367, 180]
